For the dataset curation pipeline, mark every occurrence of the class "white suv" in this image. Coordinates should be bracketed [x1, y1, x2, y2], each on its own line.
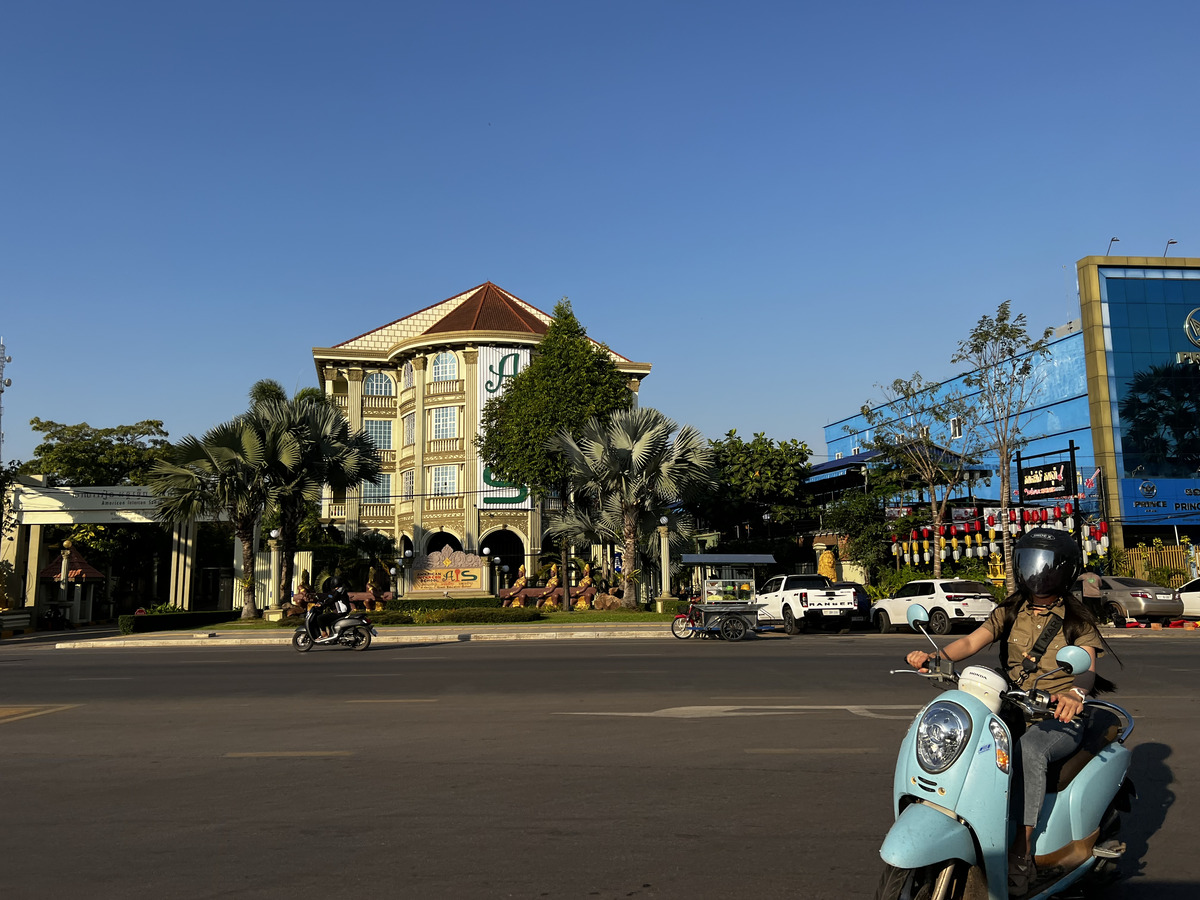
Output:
[872, 579, 998, 635]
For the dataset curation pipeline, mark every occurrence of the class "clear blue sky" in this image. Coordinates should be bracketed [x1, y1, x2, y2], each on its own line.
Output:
[3, 1, 1197, 467]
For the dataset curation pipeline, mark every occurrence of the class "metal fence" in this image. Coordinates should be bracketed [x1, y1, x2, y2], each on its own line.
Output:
[1118, 545, 1198, 587]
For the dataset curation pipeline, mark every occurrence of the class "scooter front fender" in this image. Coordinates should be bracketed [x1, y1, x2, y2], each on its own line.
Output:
[880, 802, 977, 871]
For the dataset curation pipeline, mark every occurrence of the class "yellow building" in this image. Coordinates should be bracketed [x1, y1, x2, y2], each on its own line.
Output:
[311, 282, 651, 591]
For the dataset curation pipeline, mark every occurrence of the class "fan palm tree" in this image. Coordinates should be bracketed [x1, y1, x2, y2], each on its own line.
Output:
[251, 394, 382, 604]
[551, 407, 714, 602]
[149, 415, 300, 618]
[1118, 363, 1200, 477]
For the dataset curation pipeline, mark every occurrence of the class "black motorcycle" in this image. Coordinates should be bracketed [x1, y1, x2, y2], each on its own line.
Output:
[292, 601, 376, 652]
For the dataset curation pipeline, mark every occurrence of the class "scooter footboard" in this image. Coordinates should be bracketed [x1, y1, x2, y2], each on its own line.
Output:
[880, 801, 978, 870]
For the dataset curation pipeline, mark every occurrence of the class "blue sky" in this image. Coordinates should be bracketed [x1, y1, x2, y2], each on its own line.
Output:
[3, 1, 1197, 467]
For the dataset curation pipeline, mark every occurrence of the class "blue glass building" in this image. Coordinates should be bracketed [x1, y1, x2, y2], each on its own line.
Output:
[821, 255, 1200, 549]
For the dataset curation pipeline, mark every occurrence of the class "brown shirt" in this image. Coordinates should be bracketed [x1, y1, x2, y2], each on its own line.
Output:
[982, 604, 1103, 694]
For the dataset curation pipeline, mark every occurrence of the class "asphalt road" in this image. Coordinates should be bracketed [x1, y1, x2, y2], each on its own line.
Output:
[0, 632, 1196, 899]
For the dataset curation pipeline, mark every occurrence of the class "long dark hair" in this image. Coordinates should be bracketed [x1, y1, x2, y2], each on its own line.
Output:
[995, 583, 1121, 693]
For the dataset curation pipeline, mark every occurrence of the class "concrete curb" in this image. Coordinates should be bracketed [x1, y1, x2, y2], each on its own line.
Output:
[43, 622, 1199, 650]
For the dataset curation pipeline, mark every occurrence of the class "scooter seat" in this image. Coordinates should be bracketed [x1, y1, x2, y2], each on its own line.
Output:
[1047, 708, 1122, 793]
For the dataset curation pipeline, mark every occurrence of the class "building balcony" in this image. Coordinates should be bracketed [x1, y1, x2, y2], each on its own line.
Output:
[425, 495, 465, 513]
[426, 437, 464, 455]
[331, 395, 349, 413]
[426, 379, 465, 398]
[378, 449, 397, 470]
[361, 504, 395, 524]
[363, 395, 397, 414]
[328, 503, 347, 519]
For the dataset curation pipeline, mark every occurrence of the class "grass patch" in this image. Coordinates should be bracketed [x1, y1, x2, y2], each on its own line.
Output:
[541, 610, 674, 624]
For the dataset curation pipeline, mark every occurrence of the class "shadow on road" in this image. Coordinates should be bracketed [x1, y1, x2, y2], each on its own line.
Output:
[1110, 741, 1176, 895]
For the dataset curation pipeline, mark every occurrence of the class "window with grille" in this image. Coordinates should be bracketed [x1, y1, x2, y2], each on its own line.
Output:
[363, 419, 393, 450]
[401, 361, 414, 389]
[950, 417, 963, 440]
[402, 413, 415, 446]
[432, 352, 457, 382]
[363, 372, 393, 396]
[401, 469, 414, 499]
[431, 465, 457, 496]
[362, 474, 391, 504]
[431, 407, 457, 439]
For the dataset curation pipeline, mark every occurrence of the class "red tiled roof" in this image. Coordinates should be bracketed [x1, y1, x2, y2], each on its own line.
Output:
[39, 548, 105, 581]
[423, 282, 548, 336]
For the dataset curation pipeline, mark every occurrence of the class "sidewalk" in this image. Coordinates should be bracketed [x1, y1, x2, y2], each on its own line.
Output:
[35, 620, 1200, 649]
[48, 621, 676, 649]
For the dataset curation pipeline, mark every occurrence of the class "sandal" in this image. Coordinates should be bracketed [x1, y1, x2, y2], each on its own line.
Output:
[1008, 853, 1036, 897]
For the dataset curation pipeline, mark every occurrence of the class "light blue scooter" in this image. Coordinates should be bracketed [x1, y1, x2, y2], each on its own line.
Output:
[875, 605, 1136, 900]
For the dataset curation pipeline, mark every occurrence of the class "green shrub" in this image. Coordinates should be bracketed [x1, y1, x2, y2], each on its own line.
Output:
[119, 610, 242, 634]
[414, 607, 542, 624]
[384, 597, 503, 612]
[276, 610, 416, 627]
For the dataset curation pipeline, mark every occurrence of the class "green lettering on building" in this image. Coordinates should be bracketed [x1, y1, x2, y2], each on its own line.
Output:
[485, 353, 521, 393]
[482, 467, 529, 504]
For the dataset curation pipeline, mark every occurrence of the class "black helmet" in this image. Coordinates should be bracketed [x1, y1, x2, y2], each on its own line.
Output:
[1013, 528, 1081, 598]
[325, 575, 345, 593]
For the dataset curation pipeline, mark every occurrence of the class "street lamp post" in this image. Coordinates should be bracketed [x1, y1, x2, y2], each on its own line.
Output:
[655, 516, 672, 613]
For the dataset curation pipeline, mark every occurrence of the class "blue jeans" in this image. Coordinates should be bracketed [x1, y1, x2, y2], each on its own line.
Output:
[1014, 717, 1084, 828]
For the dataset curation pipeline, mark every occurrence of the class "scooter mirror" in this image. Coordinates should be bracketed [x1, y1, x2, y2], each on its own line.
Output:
[1054, 644, 1091, 675]
[906, 604, 930, 629]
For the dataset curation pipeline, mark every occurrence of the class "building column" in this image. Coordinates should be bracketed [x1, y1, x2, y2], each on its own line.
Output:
[345, 368, 364, 538]
[322, 366, 339, 519]
[168, 519, 198, 610]
[22, 523, 42, 609]
[462, 347, 479, 552]
[412, 356, 428, 550]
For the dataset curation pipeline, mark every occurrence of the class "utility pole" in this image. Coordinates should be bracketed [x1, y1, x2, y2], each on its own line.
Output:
[0, 336, 11, 464]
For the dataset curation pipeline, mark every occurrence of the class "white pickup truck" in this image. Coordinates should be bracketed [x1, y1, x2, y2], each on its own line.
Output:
[756, 574, 862, 633]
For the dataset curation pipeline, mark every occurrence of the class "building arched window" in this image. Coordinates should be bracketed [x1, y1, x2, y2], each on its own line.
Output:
[401, 361, 414, 390]
[431, 352, 457, 382]
[363, 372, 394, 396]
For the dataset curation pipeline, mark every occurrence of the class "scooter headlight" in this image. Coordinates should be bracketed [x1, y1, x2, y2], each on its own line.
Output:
[916, 701, 972, 774]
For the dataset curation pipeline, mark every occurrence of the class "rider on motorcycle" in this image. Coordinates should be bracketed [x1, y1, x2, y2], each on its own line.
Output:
[905, 528, 1119, 897]
[317, 577, 353, 641]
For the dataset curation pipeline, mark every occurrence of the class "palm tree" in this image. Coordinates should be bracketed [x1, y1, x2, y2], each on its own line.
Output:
[551, 407, 714, 602]
[149, 416, 299, 618]
[251, 393, 382, 604]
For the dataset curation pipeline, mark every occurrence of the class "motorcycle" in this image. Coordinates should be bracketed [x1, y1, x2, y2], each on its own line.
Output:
[876, 604, 1136, 900]
[292, 600, 377, 653]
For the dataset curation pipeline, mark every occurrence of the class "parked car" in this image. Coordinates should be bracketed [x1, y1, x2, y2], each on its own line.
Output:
[872, 579, 998, 635]
[830, 581, 872, 629]
[1177, 577, 1200, 619]
[1077, 576, 1184, 626]
[756, 574, 860, 633]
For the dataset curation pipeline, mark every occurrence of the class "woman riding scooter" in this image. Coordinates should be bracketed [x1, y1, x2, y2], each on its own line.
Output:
[905, 528, 1119, 897]
[317, 577, 353, 641]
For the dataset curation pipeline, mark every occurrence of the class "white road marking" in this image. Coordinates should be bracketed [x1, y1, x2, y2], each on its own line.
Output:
[744, 748, 882, 754]
[561, 704, 919, 719]
[225, 751, 353, 758]
[346, 699, 439, 703]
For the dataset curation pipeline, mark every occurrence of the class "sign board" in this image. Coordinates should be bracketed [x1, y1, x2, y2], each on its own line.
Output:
[12, 485, 161, 525]
[476, 345, 533, 510]
[1018, 461, 1076, 502]
[1120, 478, 1200, 524]
[412, 567, 483, 591]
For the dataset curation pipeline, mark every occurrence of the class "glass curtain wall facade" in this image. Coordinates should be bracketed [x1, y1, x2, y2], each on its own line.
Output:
[1078, 257, 1200, 546]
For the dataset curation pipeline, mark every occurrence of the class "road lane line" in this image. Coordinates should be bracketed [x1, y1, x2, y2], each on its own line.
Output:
[225, 751, 354, 758]
[0, 705, 79, 724]
[346, 699, 439, 703]
[744, 748, 883, 754]
[562, 704, 920, 719]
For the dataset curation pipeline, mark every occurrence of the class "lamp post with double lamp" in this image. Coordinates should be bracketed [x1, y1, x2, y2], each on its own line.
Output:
[267, 528, 283, 614]
[393, 549, 413, 596]
[482, 547, 503, 597]
[655, 516, 672, 613]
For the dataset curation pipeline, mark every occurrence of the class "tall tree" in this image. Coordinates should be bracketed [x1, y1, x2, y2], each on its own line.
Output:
[951, 300, 1051, 592]
[552, 407, 714, 602]
[476, 300, 634, 591]
[858, 373, 980, 577]
[477, 300, 633, 491]
[149, 416, 298, 618]
[20, 419, 170, 485]
[820, 465, 912, 582]
[688, 429, 811, 541]
[249, 380, 380, 604]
